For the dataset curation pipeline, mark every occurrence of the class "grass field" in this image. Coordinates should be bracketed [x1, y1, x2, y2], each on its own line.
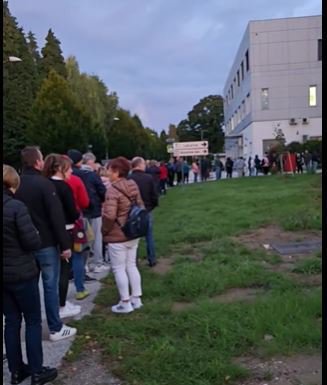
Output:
[68, 174, 322, 385]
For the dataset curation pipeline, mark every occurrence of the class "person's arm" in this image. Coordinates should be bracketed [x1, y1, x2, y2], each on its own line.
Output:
[61, 183, 80, 223]
[16, 202, 42, 251]
[75, 177, 90, 210]
[93, 173, 106, 203]
[42, 181, 71, 252]
[102, 187, 118, 235]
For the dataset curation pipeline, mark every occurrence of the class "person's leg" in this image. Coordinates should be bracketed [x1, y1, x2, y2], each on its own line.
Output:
[145, 212, 156, 266]
[59, 258, 71, 307]
[126, 239, 142, 297]
[72, 251, 86, 293]
[15, 277, 43, 374]
[109, 243, 130, 301]
[194, 173, 198, 183]
[34, 247, 62, 333]
[90, 217, 104, 268]
[3, 284, 24, 374]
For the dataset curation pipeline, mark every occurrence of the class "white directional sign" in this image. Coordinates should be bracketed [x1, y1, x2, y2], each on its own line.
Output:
[173, 141, 209, 157]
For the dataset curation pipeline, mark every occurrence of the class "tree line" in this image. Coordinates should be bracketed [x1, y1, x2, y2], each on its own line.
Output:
[3, 1, 168, 168]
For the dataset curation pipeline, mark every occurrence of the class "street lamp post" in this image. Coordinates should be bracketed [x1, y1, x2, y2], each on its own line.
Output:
[105, 117, 119, 160]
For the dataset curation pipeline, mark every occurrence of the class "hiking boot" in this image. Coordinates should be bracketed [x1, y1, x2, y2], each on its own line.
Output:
[31, 367, 57, 385]
[10, 363, 30, 384]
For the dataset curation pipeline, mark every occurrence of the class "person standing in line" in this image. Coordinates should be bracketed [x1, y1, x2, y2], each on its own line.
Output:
[191, 160, 199, 183]
[167, 158, 176, 187]
[261, 153, 270, 175]
[15, 146, 76, 343]
[311, 151, 319, 174]
[296, 153, 304, 174]
[303, 150, 312, 173]
[175, 158, 183, 185]
[214, 156, 223, 180]
[200, 157, 209, 182]
[3, 165, 58, 385]
[225, 157, 234, 178]
[183, 160, 190, 184]
[248, 156, 254, 176]
[80, 152, 108, 274]
[43, 154, 84, 313]
[129, 157, 159, 267]
[147, 160, 161, 193]
[102, 157, 145, 313]
[159, 161, 168, 195]
[254, 155, 261, 176]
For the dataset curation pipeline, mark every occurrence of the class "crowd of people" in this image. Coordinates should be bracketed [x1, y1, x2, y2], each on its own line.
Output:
[3, 148, 160, 385]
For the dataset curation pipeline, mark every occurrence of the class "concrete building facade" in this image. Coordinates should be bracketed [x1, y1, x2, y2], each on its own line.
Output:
[223, 15, 322, 159]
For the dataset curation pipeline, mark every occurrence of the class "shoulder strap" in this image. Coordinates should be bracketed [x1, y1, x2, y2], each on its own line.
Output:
[112, 184, 134, 203]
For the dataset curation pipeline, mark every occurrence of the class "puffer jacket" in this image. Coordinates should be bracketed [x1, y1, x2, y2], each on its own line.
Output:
[3, 189, 41, 283]
[102, 178, 144, 243]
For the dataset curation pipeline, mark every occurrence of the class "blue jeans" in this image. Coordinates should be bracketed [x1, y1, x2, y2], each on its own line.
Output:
[3, 277, 43, 374]
[146, 212, 156, 264]
[215, 168, 222, 180]
[34, 247, 62, 333]
[194, 173, 198, 183]
[72, 251, 85, 292]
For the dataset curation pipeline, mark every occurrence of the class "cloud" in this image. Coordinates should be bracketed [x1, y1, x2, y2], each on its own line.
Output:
[8, 0, 321, 132]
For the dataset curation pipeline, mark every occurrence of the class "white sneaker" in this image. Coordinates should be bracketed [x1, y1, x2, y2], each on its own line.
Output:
[111, 301, 134, 314]
[49, 324, 77, 342]
[59, 303, 81, 318]
[66, 301, 81, 312]
[131, 297, 143, 310]
[93, 264, 110, 273]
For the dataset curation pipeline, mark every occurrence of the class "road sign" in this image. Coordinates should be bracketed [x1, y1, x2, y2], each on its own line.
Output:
[167, 144, 174, 153]
[173, 141, 209, 157]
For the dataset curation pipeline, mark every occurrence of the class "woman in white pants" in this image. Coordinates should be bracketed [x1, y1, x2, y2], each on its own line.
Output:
[102, 157, 145, 314]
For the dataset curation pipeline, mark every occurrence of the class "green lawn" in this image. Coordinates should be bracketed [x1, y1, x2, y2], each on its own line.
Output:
[68, 174, 321, 385]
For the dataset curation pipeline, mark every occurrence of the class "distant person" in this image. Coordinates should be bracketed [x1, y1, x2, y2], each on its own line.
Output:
[234, 157, 245, 178]
[191, 160, 199, 183]
[130, 157, 159, 267]
[147, 160, 161, 193]
[214, 156, 223, 180]
[261, 153, 270, 175]
[248, 156, 254, 176]
[296, 153, 304, 174]
[183, 160, 190, 183]
[175, 158, 183, 185]
[15, 146, 76, 342]
[254, 155, 261, 176]
[225, 157, 234, 178]
[303, 150, 312, 172]
[167, 159, 175, 187]
[311, 151, 319, 173]
[3, 165, 58, 385]
[102, 157, 145, 313]
[159, 161, 168, 195]
[200, 157, 209, 181]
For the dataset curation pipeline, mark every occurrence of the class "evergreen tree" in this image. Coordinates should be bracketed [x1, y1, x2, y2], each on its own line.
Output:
[26, 31, 41, 64]
[27, 70, 90, 155]
[40, 29, 67, 79]
[3, 1, 38, 167]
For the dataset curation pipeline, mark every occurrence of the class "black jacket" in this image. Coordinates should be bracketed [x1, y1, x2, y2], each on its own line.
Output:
[3, 190, 41, 283]
[72, 166, 106, 218]
[15, 167, 71, 251]
[128, 170, 159, 212]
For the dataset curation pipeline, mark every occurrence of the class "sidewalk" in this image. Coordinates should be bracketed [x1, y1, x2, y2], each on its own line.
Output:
[3, 270, 109, 385]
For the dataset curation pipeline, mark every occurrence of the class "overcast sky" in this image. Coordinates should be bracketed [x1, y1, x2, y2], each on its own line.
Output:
[9, 0, 321, 133]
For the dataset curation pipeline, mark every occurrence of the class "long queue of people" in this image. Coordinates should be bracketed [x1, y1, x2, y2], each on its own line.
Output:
[3, 148, 160, 385]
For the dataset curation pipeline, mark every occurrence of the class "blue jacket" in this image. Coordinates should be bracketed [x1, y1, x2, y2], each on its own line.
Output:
[72, 166, 106, 218]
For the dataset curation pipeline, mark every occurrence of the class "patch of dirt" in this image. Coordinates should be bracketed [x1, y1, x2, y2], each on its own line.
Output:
[234, 354, 322, 385]
[151, 258, 174, 275]
[211, 288, 265, 304]
[233, 225, 321, 254]
[171, 302, 195, 312]
[53, 350, 122, 385]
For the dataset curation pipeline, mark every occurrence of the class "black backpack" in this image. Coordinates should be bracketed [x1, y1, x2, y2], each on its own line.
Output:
[112, 185, 149, 240]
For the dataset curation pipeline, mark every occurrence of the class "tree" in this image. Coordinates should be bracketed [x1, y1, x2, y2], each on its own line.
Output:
[40, 29, 67, 79]
[27, 70, 91, 155]
[3, 1, 39, 167]
[176, 95, 225, 153]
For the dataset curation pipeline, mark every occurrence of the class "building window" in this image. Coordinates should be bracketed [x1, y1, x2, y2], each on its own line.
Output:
[261, 88, 269, 110]
[241, 61, 244, 80]
[318, 39, 322, 61]
[237, 70, 240, 86]
[242, 100, 246, 115]
[245, 50, 249, 71]
[231, 84, 234, 99]
[309, 85, 317, 106]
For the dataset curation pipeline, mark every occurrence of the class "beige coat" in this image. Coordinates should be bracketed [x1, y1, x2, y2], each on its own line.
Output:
[102, 178, 144, 243]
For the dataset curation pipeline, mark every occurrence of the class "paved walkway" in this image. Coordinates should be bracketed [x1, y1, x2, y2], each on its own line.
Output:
[3, 270, 109, 385]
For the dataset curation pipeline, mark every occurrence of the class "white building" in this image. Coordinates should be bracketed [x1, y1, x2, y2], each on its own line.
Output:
[223, 15, 322, 159]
